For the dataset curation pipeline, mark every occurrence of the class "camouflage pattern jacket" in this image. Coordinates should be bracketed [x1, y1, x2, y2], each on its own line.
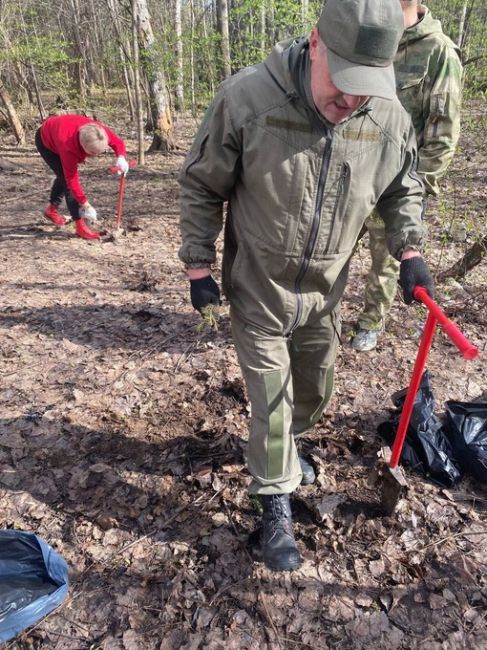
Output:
[395, 5, 463, 196]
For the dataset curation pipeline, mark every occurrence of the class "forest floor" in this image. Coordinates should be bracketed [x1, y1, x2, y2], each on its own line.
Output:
[0, 99, 486, 650]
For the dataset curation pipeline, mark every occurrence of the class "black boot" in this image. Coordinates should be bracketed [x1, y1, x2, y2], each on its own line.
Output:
[260, 494, 302, 571]
[299, 455, 316, 485]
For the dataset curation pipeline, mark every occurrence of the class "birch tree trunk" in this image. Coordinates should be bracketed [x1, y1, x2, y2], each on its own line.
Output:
[174, 0, 184, 110]
[133, 0, 174, 153]
[259, 1, 266, 56]
[301, 0, 309, 31]
[457, 2, 468, 48]
[189, 0, 195, 112]
[132, 4, 145, 165]
[217, 0, 231, 79]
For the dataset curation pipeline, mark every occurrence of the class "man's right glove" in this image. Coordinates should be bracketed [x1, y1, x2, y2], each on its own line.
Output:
[399, 256, 435, 305]
[190, 276, 221, 312]
[116, 155, 129, 176]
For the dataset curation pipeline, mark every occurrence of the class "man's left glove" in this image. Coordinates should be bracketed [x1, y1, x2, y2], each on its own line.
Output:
[399, 257, 435, 305]
[79, 204, 97, 222]
[190, 276, 221, 312]
[116, 155, 129, 175]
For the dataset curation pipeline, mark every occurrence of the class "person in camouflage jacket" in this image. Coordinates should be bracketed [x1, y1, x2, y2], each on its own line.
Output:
[179, 0, 435, 572]
[352, 1, 463, 352]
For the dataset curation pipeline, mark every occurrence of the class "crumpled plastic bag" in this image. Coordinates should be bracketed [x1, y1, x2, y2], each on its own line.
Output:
[0, 530, 69, 643]
[445, 400, 487, 483]
[377, 370, 462, 487]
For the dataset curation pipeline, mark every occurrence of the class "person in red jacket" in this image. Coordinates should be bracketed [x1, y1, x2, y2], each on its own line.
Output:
[35, 115, 129, 240]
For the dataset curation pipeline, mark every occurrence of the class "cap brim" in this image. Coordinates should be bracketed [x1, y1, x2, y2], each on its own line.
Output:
[327, 49, 396, 101]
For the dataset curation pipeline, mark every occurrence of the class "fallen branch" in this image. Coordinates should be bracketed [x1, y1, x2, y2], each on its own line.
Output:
[438, 236, 487, 281]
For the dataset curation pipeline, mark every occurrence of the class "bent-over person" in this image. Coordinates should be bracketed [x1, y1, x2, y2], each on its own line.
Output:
[36, 114, 129, 240]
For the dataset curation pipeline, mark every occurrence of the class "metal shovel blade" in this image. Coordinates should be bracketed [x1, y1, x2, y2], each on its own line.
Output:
[369, 447, 408, 515]
[381, 463, 408, 516]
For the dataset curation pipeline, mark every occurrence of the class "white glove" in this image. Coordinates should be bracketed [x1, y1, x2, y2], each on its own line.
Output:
[80, 204, 97, 223]
[116, 155, 129, 176]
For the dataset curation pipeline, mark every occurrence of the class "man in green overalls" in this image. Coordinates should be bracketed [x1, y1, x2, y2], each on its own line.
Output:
[179, 0, 435, 571]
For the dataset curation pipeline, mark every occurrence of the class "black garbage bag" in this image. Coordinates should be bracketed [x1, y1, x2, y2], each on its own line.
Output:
[377, 370, 462, 487]
[0, 530, 69, 643]
[444, 400, 487, 483]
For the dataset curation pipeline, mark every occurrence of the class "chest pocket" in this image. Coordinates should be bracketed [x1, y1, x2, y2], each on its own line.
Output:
[396, 64, 427, 127]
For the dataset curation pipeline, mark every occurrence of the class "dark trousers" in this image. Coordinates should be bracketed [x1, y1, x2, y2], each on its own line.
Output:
[35, 128, 80, 220]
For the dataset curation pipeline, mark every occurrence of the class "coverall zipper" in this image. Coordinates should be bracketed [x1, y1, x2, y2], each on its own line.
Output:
[324, 162, 349, 253]
[287, 133, 333, 335]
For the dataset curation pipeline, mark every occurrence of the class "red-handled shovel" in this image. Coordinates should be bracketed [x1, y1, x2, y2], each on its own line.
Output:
[374, 286, 479, 515]
[109, 159, 137, 230]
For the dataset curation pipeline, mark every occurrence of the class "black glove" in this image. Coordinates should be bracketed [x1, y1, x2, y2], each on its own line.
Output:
[399, 256, 435, 305]
[190, 276, 221, 312]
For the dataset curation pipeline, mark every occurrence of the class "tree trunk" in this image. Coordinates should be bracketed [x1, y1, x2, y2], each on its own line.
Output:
[0, 78, 25, 144]
[132, 4, 145, 165]
[67, 0, 89, 100]
[189, 0, 195, 113]
[174, 0, 184, 111]
[217, 0, 231, 79]
[457, 2, 468, 48]
[133, 0, 174, 153]
[88, 0, 104, 87]
[105, 0, 135, 118]
[121, 46, 136, 121]
[29, 62, 47, 121]
[301, 0, 309, 31]
[259, 1, 266, 56]
[201, 5, 216, 97]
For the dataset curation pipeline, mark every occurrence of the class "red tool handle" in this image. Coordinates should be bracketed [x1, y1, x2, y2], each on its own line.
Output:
[390, 312, 437, 468]
[109, 159, 137, 175]
[413, 287, 479, 360]
[116, 174, 125, 228]
[390, 286, 479, 469]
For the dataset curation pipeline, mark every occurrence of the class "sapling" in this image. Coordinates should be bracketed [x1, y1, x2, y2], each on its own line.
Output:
[196, 304, 219, 332]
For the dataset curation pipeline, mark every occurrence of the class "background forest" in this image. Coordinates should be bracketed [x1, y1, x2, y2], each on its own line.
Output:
[0, 0, 486, 153]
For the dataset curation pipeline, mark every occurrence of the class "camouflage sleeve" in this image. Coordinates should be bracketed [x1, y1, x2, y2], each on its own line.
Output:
[178, 87, 241, 268]
[418, 45, 463, 196]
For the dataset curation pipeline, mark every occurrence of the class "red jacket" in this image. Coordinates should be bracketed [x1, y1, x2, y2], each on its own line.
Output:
[40, 115, 126, 205]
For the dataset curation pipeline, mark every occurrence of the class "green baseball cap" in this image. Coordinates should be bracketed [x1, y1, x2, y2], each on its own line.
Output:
[317, 0, 404, 100]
